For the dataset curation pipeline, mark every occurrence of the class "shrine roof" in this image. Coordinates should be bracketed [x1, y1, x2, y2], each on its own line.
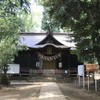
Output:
[19, 32, 75, 49]
[29, 43, 68, 49]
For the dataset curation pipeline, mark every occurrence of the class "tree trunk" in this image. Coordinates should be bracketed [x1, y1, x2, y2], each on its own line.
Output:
[0, 66, 10, 85]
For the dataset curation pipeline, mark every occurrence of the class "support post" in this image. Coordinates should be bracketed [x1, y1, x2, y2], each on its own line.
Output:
[79, 76, 81, 86]
[95, 79, 97, 92]
[83, 73, 85, 89]
[87, 72, 90, 91]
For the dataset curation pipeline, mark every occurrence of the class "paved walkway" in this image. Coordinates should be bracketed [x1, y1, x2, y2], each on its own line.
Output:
[39, 82, 66, 100]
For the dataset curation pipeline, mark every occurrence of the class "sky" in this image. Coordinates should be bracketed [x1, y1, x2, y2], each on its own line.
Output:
[29, 0, 65, 33]
[30, 0, 44, 32]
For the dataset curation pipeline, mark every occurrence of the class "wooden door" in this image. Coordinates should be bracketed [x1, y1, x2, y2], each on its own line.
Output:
[43, 60, 56, 69]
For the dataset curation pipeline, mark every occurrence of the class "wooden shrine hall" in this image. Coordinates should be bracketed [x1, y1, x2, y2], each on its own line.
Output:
[14, 31, 80, 77]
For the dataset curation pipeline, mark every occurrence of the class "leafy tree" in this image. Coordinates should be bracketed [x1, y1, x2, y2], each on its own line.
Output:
[41, 7, 60, 32]
[42, 0, 100, 66]
[0, 0, 29, 85]
[19, 11, 41, 32]
[0, 15, 25, 85]
[0, 37, 18, 85]
[0, 0, 30, 14]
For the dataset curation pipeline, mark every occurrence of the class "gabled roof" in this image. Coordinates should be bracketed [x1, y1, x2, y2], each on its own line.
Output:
[19, 32, 75, 49]
[36, 32, 64, 45]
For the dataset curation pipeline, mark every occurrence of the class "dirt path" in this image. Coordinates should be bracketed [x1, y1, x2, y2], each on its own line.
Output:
[0, 79, 100, 100]
[0, 81, 42, 100]
[58, 82, 100, 100]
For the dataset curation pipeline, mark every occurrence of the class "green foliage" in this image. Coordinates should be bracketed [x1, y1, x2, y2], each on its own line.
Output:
[0, 37, 19, 67]
[0, 0, 30, 39]
[42, 0, 100, 65]
[41, 7, 60, 32]
[19, 12, 39, 32]
[0, 0, 30, 14]
[0, 0, 30, 85]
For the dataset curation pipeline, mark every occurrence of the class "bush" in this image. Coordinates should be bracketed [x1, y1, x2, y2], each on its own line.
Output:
[0, 74, 10, 86]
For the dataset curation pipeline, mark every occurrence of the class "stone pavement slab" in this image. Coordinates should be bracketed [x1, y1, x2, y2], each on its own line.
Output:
[39, 82, 66, 100]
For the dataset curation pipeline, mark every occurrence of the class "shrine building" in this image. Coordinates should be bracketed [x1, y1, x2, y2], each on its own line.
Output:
[14, 31, 80, 76]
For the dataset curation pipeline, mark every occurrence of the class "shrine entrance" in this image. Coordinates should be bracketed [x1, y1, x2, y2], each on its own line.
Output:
[43, 60, 56, 69]
[38, 52, 61, 70]
[42, 60, 56, 76]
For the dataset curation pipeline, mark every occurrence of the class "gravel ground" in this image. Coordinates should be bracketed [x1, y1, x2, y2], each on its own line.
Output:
[58, 82, 100, 100]
[0, 78, 100, 100]
[0, 81, 42, 100]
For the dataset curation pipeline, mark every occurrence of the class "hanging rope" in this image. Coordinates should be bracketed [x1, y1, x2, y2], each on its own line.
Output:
[38, 52, 61, 61]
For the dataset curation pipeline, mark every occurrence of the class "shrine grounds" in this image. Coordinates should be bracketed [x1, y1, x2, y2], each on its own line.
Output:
[0, 77, 100, 100]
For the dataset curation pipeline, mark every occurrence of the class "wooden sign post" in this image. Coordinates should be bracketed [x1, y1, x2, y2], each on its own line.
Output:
[86, 64, 97, 91]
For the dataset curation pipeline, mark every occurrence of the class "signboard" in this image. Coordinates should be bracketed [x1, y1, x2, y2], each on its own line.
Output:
[78, 65, 84, 76]
[78, 65, 85, 89]
[86, 64, 97, 72]
[7, 64, 20, 74]
[94, 72, 100, 80]
[94, 71, 100, 92]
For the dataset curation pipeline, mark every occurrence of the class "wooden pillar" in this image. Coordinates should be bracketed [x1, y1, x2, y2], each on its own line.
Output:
[28, 53, 30, 69]
[68, 55, 70, 70]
